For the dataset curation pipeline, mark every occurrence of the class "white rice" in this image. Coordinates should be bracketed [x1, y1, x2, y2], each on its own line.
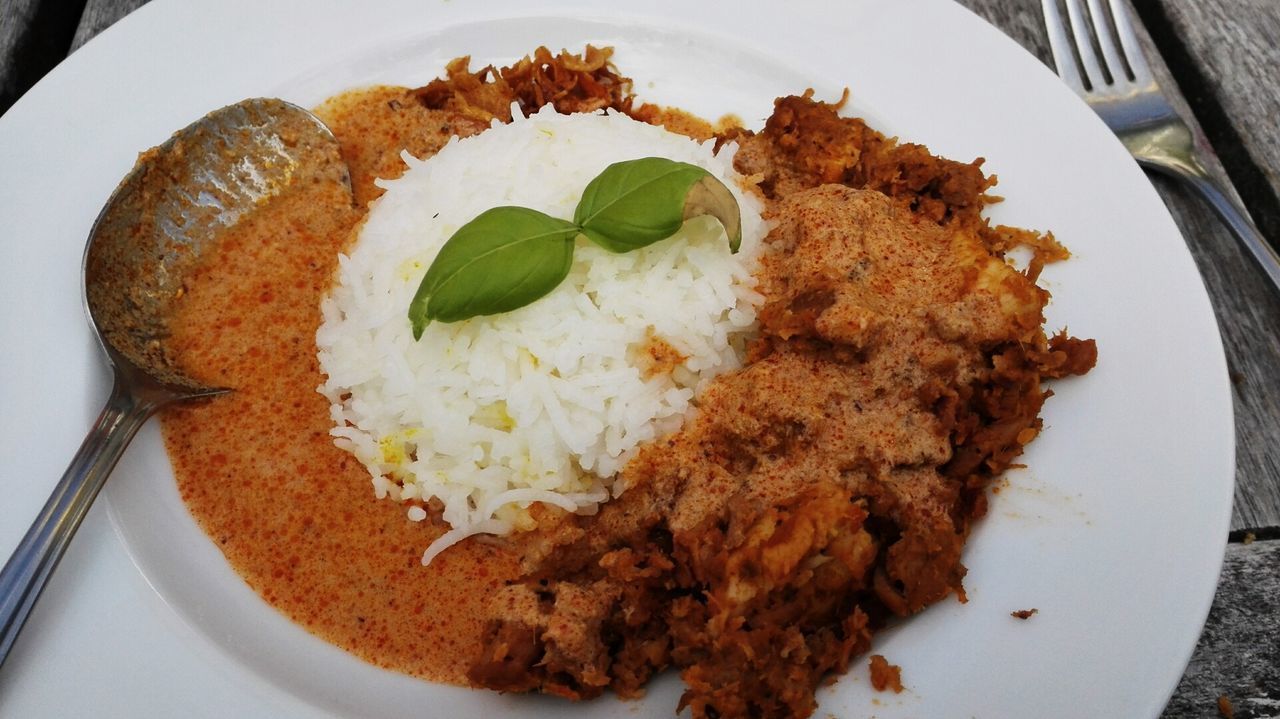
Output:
[316, 103, 766, 565]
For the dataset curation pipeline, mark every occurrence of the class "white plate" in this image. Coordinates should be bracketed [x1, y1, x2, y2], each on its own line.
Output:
[0, 1, 1233, 717]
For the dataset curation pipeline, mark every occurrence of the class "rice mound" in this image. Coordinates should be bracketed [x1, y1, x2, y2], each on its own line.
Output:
[316, 104, 766, 564]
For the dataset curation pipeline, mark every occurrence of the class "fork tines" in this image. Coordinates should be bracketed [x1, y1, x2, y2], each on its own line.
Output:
[1042, 0, 1152, 92]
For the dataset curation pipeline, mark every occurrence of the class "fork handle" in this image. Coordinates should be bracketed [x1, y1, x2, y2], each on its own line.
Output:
[1141, 157, 1280, 294]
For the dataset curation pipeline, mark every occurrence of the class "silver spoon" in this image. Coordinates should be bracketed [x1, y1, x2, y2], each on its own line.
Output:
[0, 98, 352, 668]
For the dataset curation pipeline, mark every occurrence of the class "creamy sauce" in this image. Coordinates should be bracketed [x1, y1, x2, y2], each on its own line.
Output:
[160, 88, 521, 683]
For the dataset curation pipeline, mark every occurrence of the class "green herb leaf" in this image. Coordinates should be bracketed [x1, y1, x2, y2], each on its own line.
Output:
[573, 157, 742, 254]
[684, 174, 742, 253]
[408, 207, 579, 337]
[407, 158, 746, 332]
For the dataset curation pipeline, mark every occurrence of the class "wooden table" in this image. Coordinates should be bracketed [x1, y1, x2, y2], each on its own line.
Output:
[2, 1, 1276, 716]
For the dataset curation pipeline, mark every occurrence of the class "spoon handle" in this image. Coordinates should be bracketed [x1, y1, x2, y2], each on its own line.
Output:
[0, 374, 156, 669]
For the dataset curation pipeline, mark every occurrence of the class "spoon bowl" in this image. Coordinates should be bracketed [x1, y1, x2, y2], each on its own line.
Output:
[0, 98, 352, 668]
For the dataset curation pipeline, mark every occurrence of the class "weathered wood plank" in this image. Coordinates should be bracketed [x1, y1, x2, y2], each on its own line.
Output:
[1138, 0, 1280, 535]
[69, 0, 147, 53]
[1155, 166, 1280, 532]
[1149, 0, 1280, 261]
[1162, 538, 1280, 719]
[959, 0, 1280, 533]
[1, 0, 47, 113]
[0, 0, 86, 114]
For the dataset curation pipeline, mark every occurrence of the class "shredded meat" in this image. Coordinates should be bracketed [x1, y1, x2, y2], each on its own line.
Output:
[732, 92, 995, 225]
[732, 92, 1072, 270]
[413, 45, 638, 123]
[410, 44, 717, 141]
[417, 61, 1100, 719]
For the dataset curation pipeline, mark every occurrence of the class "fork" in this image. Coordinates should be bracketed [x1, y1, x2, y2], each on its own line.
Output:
[1042, 0, 1280, 293]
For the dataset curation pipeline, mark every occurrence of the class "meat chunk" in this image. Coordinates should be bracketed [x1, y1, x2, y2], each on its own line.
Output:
[733, 93, 994, 226]
[756, 185, 1046, 349]
[466, 96, 1095, 719]
[868, 654, 904, 693]
[671, 484, 879, 719]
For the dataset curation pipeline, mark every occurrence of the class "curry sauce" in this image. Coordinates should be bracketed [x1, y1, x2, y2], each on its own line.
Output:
[161, 88, 520, 683]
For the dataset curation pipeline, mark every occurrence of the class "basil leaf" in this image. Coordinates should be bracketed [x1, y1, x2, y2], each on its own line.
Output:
[408, 207, 579, 337]
[574, 157, 742, 254]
